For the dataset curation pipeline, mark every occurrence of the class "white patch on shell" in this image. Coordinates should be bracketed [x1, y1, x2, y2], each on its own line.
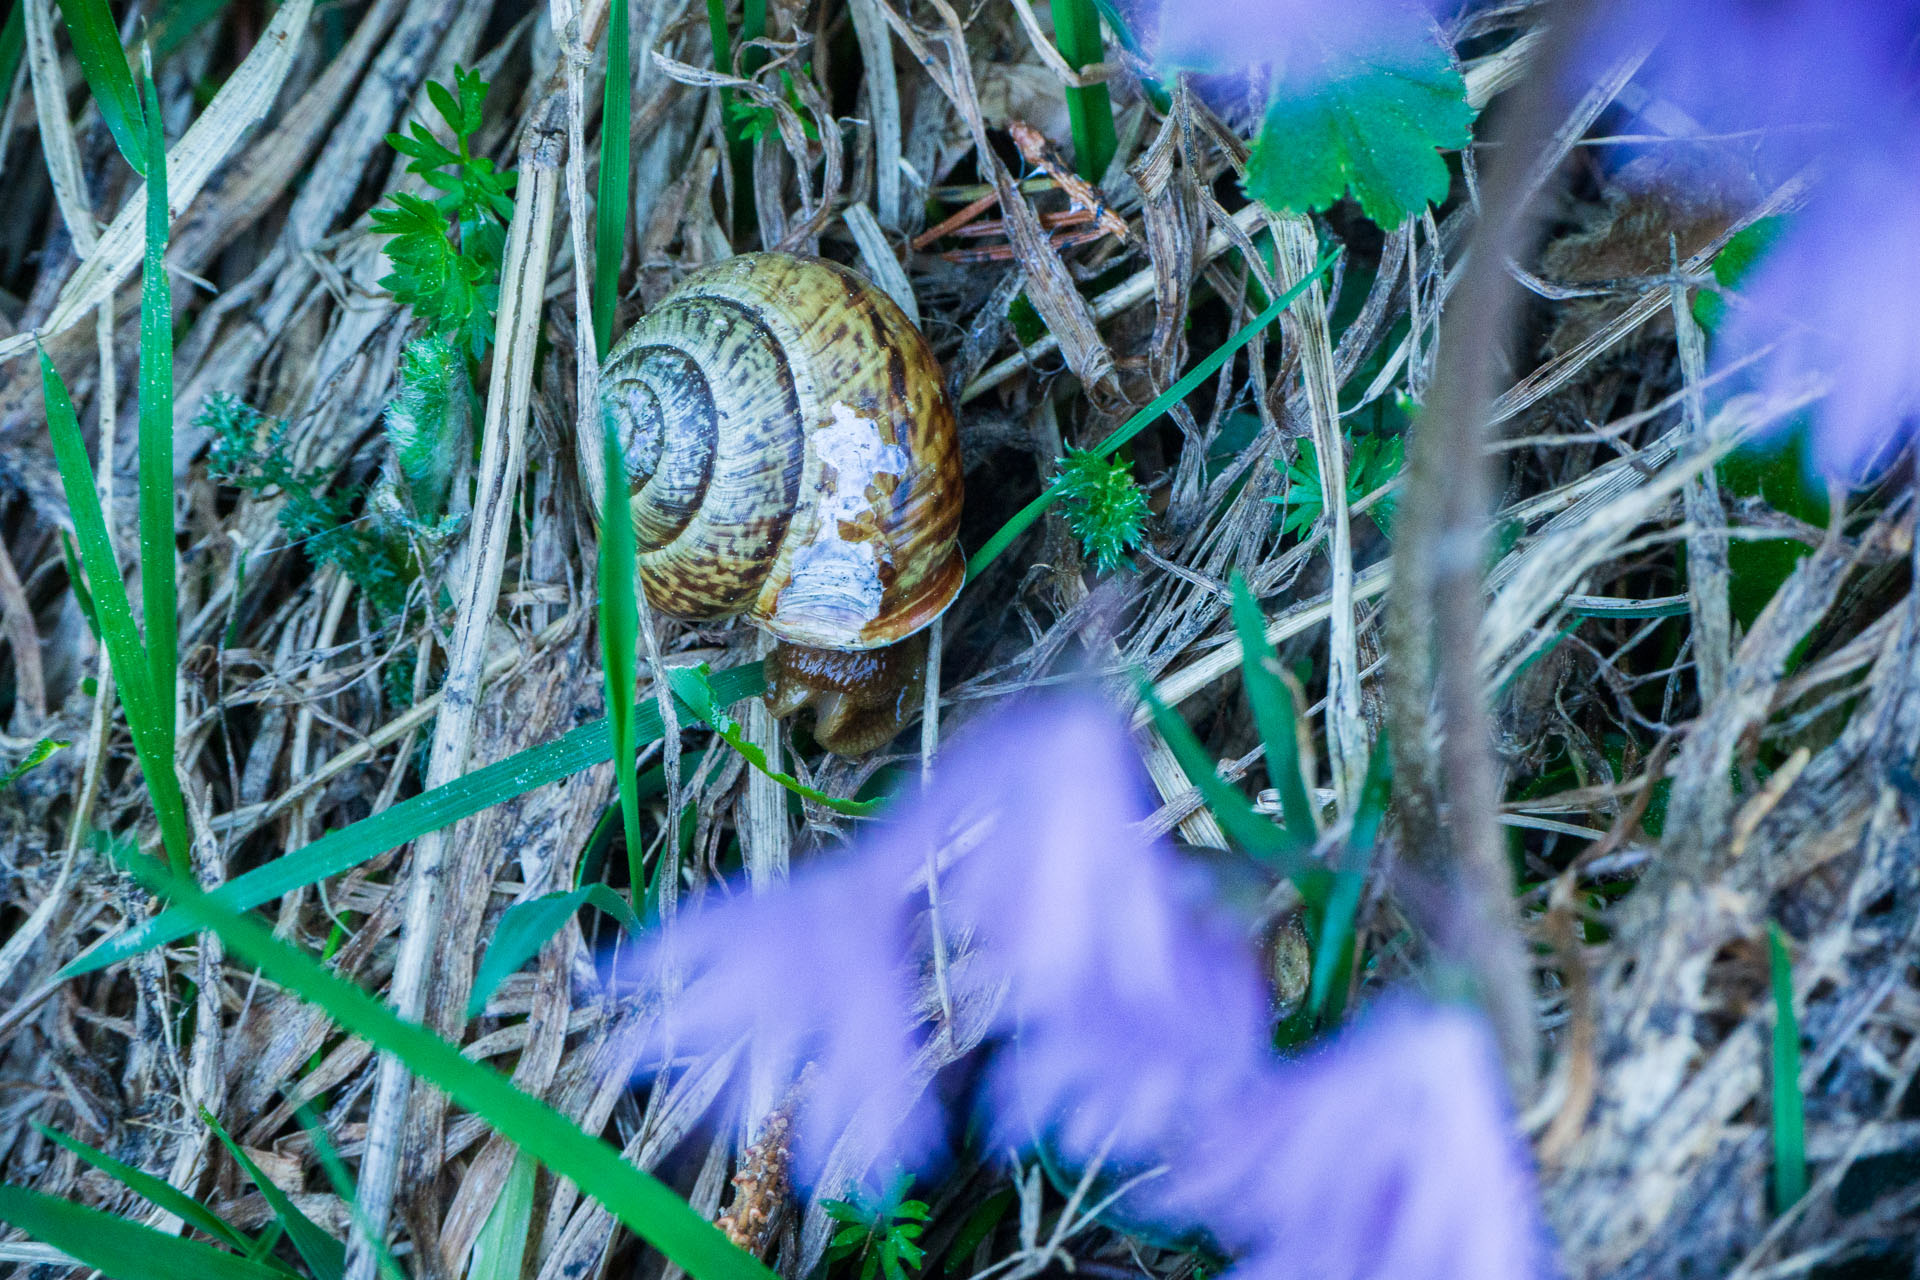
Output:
[776, 403, 908, 631]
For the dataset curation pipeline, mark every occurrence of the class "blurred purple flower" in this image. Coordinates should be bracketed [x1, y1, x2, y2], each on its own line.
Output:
[1578, 0, 1920, 479]
[612, 695, 1548, 1279]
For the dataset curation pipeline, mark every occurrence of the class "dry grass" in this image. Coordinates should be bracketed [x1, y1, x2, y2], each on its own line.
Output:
[0, 2, 1915, 1278]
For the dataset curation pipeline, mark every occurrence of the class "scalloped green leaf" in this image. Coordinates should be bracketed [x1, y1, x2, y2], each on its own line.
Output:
[1246, 25, 1473, 229]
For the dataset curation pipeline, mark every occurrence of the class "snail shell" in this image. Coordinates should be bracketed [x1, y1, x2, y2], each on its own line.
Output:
[591, 252, 964, 751]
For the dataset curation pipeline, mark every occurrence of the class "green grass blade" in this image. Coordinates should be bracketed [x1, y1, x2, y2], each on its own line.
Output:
[1768, 922, 1808, 1211]
[32, 1123, 259, 1256]
[54, 0, 144, 172]
[592, 0, 630, 357]
[41, 347, 192, 872]
[468, 1153, 537, 1280]
[1140, 681, 1311, 881]
[0, 1183, 286, 1280]
[1306, 740, 1390, 1023]
[204, 1110, 345, 1280]
[599, 422, 646, 904]
[139, 68, 179, 823]
[62, 663, 769, 976]
[965, 251, 1336, 582]
[1048, 0, 1116, 181]
[290, 1101, 407, 1280]
[665, 665, 882, 817]
[1229, 572, 1317, 845]
[113, 853, 780, 1280]
[468, 884, 641, 1018]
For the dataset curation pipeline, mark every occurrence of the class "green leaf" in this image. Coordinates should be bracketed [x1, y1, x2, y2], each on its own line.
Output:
[1229, 574, 1316, 845]
[139, 67, 179, 847]
[1269, 433, 1403, 540]
[1693, 216, 1784, 331]
[1768, 922, 1808, 1211]
[32, 1123, 260, 1257]
[468, 1153, 537, 1280]
[62, 663, 769, 976]
[107, 852, 779, 1280]
[467, 884, 642, 1018]
[1244, 23, 1473, 229]
[593, 0, 631, 358]
[665, 665, 882, 817]
[599, 416, 646, 906]
[203, 1111, 346, 1280]
[966, 251, 1337, 582]
[55, 0, 144, 173]
[0, 1183, 286, 1280]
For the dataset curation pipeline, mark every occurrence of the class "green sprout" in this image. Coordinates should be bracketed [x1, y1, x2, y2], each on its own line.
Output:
[370, 67, 515, 356]
[1055, 446, 1150, 574]
[823, 1172, 930, 1280]
[1270, 432, 1404, 540]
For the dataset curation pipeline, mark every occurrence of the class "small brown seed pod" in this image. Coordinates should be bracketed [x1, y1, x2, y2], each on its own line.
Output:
[588, 252, 964, 754]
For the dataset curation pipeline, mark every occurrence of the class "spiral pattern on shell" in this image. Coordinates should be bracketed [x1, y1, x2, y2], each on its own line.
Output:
[592, 253, 964, 651]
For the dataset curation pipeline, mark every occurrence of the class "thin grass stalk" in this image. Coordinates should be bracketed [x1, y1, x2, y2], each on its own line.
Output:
[0, 4, 24, 106]
[1048, 0, 1116, 181]
[138, 68, 177, 789]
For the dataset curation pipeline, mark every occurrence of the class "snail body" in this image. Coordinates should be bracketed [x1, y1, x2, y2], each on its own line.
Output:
[591, 252, 964, 753]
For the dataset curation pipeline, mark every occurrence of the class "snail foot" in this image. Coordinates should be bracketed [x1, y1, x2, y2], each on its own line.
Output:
[764, 635, 928, 757]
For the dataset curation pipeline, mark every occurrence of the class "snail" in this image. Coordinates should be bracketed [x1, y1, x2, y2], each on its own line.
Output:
[587, 252, 964, 755]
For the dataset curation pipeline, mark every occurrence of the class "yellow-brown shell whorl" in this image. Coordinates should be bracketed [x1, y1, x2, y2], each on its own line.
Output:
[592, 253, 964, 651]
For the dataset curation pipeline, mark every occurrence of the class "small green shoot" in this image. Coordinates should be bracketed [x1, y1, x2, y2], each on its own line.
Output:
[1048, 0, 1117, 181]
[1693, 217, 1783, 332]
[1270, 432, 1403, 540]
[824, 1171, 930, 1280]
[967, 250, 1337, 582]
[1306, 740, 1390, 1023]
[1054, 447, 1148, 573]
[1768, 922, 1808, 1211]
[707, 0, 767, 237]
[371, 66, 515, 356]
[726, 66, 819, 144]
[2, 738, 68, 788]
[1244, 19, 1473, 229]
[55, 0, 145, 172]
[593, 0, 632, 357]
